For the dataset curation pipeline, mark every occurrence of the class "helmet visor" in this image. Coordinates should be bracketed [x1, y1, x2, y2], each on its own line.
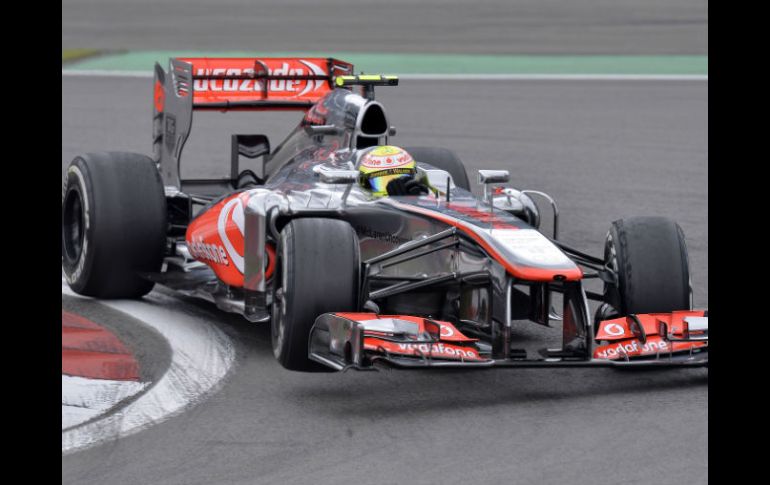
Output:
[369, 173, 411, 194]
[363, 167, 415, 194]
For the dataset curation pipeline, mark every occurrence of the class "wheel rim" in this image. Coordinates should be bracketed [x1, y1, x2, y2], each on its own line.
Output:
[602, 231, 622, 314]
[271, 240, 289, 359]
[62, 188, 85, 264]
[271, 288, 286, 358]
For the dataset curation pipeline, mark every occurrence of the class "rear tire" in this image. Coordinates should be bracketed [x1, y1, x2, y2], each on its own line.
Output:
[405, 146, 471, 191]
[61, 152, 166, 298]
[271, 218, 360, 371]
[602, 216, 692, 316]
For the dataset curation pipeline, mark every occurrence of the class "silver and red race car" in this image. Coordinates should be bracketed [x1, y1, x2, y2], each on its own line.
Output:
[61, 56, 708, 372]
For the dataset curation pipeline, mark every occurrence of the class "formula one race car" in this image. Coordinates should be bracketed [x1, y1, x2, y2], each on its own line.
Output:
[62, 57, 708, 372]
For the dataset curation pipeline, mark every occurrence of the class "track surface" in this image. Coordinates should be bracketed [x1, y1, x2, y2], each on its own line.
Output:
[62, 0, 707, 55]
[62, 75, 707, 484]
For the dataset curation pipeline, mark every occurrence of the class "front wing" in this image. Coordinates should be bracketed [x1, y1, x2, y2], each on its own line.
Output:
[308, 311, 708, 371]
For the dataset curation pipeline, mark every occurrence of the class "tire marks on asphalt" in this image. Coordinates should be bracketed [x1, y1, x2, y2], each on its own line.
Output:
[62, 376, 148, 429]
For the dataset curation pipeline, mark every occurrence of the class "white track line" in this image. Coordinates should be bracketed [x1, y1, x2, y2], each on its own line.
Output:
[62, 376, 148, 429]
[403, 73, 707, 81]
[62, 280, 236, 454]
[62, 69, 708, 82]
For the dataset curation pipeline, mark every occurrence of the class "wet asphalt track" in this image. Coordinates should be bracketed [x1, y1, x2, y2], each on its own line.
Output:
[61, 75, 707, 484]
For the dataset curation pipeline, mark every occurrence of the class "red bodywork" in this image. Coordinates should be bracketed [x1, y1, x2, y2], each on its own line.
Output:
[593, 311, 707, 360]
[185, 192, 274, 287]
[333, 311, 707, 364]
[177, 57, 353, 111]
[336, 313, 489, 362]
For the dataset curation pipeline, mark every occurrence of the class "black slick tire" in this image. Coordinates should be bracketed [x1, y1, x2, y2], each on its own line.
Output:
[62, 152, 166, 298]
[271, 218, 360, 371]
[603, 216, 692, 316]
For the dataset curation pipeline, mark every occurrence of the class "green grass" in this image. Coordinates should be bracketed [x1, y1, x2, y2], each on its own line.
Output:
[63, 51, 708, 75]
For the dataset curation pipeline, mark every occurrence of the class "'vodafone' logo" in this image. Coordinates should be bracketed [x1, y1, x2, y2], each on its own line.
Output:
[361, 146, 414, 169]
[603, 322, 625, 337]
[439, 325, 454, 338]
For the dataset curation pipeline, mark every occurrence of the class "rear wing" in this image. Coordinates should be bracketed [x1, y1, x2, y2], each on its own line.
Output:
[152, 57, 354, 188]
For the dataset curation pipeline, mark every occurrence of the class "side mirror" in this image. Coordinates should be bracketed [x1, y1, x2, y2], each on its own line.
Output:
[477, 169, 510, 203]
[419, 167, 456, 192]
[477, 169, 510, 185]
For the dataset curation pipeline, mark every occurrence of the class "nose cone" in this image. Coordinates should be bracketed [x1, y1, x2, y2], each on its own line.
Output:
[485, 228, 583, 281]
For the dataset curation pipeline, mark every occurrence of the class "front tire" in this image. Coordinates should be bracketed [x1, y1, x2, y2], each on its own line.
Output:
[272, 218, 360, 371]
[602, 216, 692, 316]
[62, 152, 166, 298]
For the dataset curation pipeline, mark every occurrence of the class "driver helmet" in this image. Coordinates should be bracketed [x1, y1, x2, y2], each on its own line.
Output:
[358, 146, 417, 196]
